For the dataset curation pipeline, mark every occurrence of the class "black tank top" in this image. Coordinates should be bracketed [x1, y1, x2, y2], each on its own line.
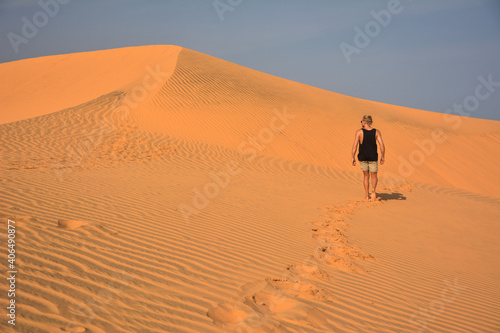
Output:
[358, 128, 378, 162]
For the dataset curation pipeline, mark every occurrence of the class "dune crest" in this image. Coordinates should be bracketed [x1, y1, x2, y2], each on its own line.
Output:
[0, 45, 181, 125]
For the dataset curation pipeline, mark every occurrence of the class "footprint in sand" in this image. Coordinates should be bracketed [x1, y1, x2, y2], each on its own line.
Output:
[206, 302, 249, 327]
[207, 277, 330, 331]
[57, 219, 89, 229]
[241, 284, 330, 331]
[57, 219, 120, 238]
[285, 262, 334, 281]
[310, 199, 383, 273]
[264, 277, 335, 302]
[244, 289, 299, 314]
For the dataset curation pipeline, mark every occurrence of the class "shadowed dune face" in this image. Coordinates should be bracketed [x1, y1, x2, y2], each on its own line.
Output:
[0, 46, 499, 332]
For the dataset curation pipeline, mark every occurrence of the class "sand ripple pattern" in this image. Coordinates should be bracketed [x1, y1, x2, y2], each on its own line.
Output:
[1, 45, 499, 333]
[207, 196, 387, 332]
[0, 91, 177, 174]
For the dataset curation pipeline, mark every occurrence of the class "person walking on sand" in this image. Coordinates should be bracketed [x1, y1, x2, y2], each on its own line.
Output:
[351, 115, 385, 201]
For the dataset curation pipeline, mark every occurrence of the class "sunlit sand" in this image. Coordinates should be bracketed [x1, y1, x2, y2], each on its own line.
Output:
[1, 45, 499, 332]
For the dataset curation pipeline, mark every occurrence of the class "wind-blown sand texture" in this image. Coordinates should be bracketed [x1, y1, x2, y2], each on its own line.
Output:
[1, 45, 499, 333]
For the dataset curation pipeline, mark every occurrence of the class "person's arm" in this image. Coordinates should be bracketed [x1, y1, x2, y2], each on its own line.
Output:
[351, 130, 361, 166]
[376, 129, 385, 165]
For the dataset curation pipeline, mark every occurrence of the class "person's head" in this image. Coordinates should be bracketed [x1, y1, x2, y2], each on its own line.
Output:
[361, 115, 373, 127]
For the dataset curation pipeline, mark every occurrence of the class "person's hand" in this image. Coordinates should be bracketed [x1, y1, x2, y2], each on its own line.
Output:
[352, 158, 356, 166]
[380, 157, 385, 165]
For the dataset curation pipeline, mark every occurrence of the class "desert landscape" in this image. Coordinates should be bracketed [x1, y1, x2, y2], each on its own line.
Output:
[1, 45, 499, 332]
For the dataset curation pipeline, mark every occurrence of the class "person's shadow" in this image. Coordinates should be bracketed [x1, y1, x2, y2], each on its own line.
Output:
[377, 192, 406, 201]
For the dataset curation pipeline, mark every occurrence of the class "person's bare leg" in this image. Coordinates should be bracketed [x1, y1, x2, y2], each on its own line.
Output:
[363, 171, 370, 200]
[370, 172, 378, 201]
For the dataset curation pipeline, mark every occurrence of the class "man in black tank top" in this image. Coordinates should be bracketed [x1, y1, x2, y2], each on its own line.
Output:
[351, 115, 385, 201]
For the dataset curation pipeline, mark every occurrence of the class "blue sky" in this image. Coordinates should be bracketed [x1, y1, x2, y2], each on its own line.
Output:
[1, 0, 499, 120]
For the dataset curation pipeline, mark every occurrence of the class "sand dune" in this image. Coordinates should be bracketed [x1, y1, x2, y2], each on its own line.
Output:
[0, 45, 499, 332]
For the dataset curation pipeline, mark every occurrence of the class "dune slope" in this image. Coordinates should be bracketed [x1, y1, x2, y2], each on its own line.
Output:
[0, 45, 499, 333]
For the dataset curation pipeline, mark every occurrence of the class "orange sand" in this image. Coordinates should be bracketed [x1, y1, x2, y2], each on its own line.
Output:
[0, 45, 499, 332]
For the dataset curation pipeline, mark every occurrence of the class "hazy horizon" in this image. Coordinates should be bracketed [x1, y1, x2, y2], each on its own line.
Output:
[1, 0, 499, 120]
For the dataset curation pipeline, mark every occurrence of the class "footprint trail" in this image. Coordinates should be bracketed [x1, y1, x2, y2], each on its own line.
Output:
[207, 185, 412, 332]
